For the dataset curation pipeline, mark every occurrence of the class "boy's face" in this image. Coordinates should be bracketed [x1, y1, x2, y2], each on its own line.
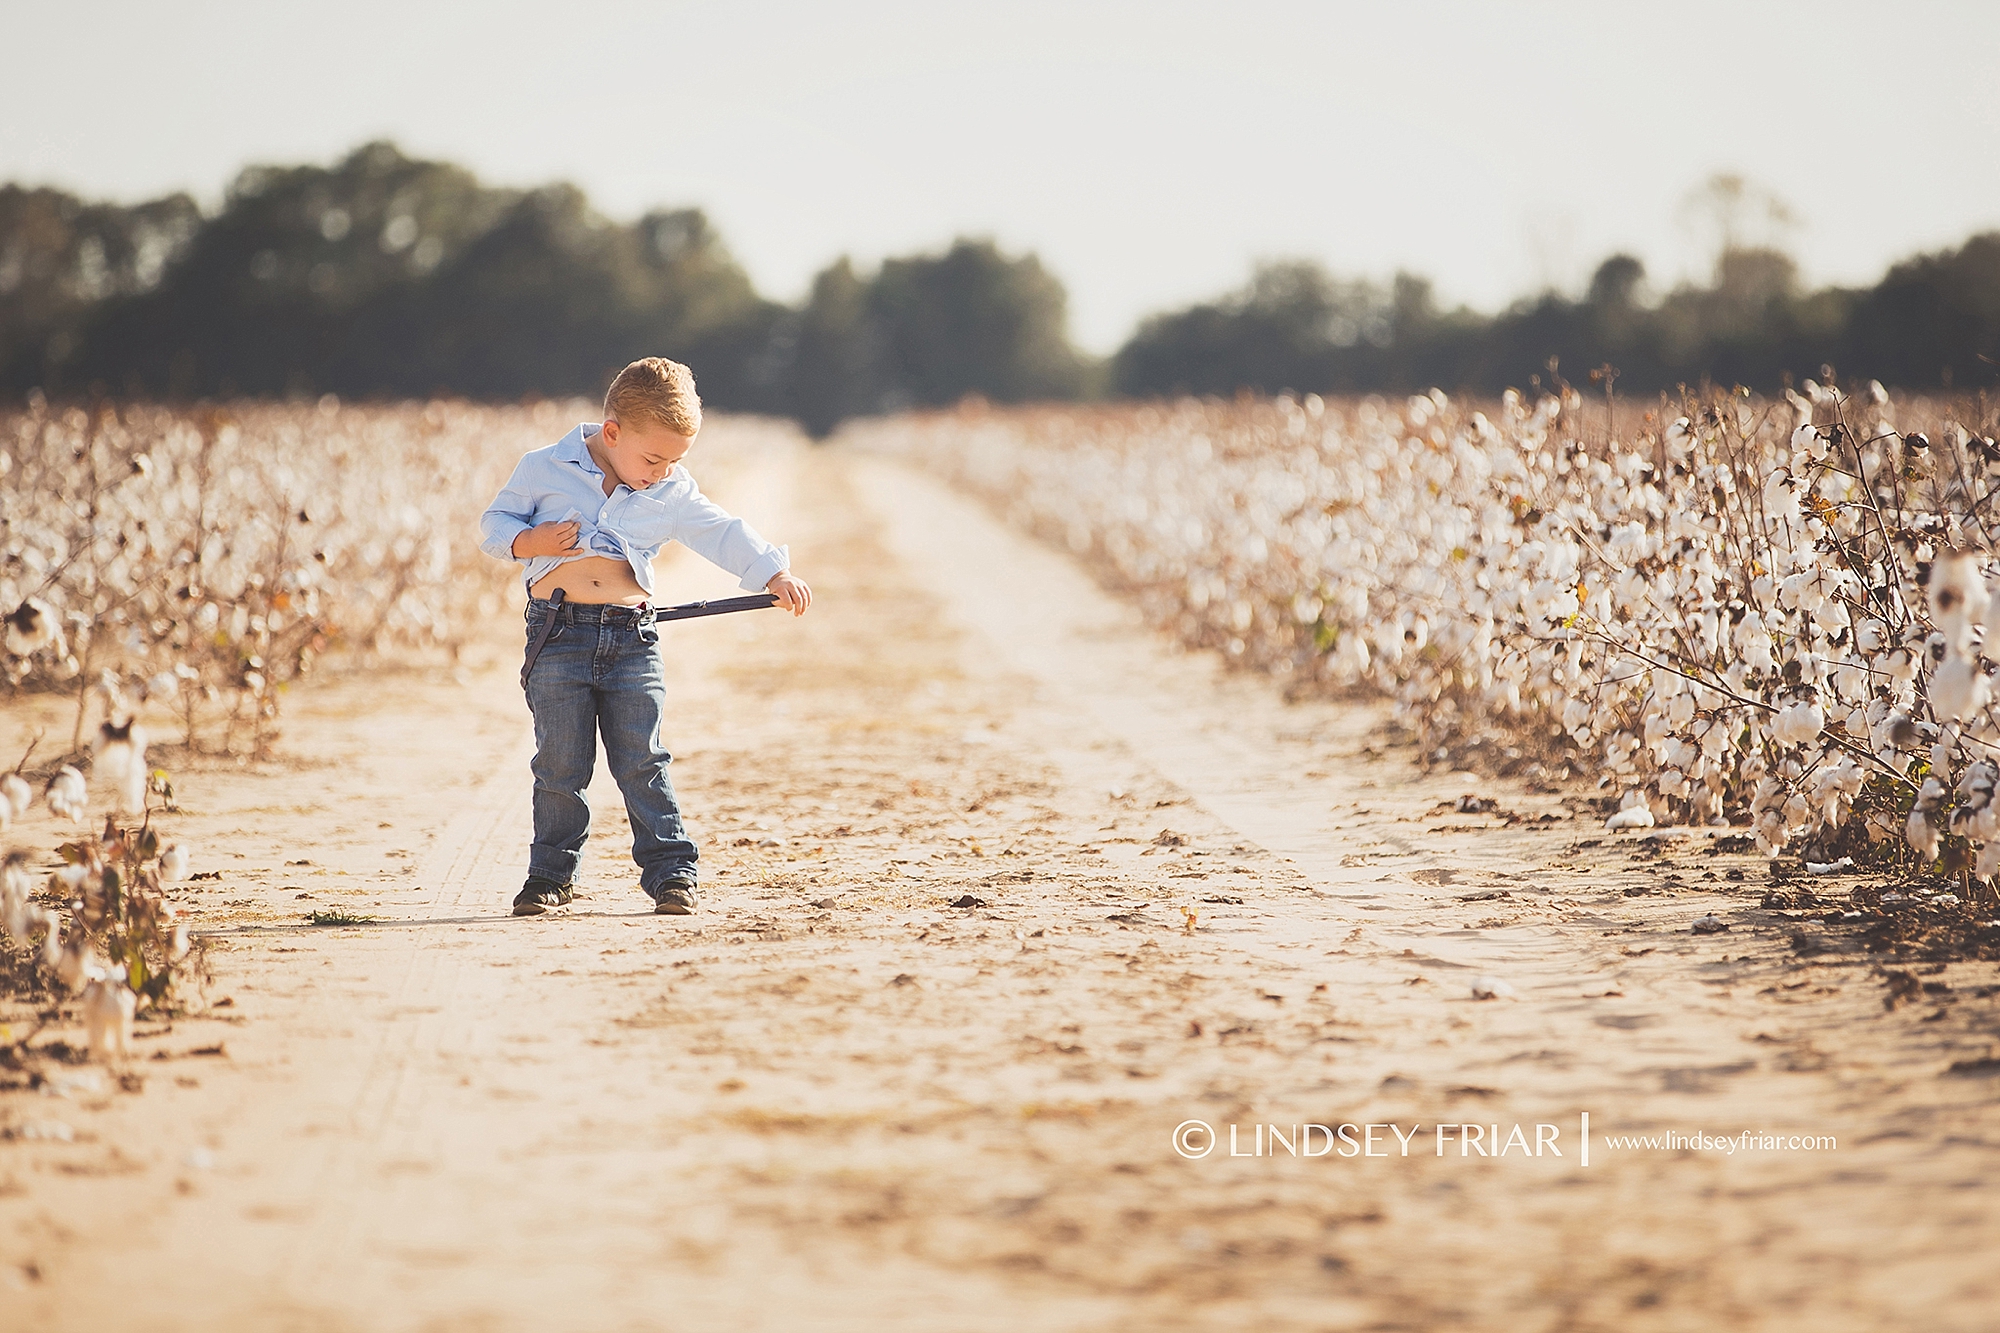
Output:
[599, 417, 693, 490]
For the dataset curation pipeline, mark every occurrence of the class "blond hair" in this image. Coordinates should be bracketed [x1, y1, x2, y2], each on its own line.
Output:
[603, 357, 702, 436]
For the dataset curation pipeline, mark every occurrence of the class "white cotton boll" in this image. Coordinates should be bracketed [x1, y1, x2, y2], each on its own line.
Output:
[1908, 810, 1941, 862]
[1611, 566, 1649, 611]
[1929, 653, 1989, 722]
[1372, 620, 1404, 666]
[1959, 760, 1999, 800]
[1782, 793, 1813, 830]
[46, 766, 88, 821]
[1763, 471, 1803, 526]
[1844, 706, 1870, 737]
[5, 898, 48, 947]
[1736, 611, 1776, 671]
[1694, 610, 1721, 656]
[1667, 691, 1696, 728]
[1657, 769, 1689, 797]
[0, 773, 29, 820]
[1979, 842, 2000, 881]
[3, 598, 58, 656]
[56, 937, 108, 992]
[1928, 554, 1989, 655]
[1791, 421, 1830, 462]
[1333, 630, 1370, 678]
[1833, 661, 1869, 700]
[160, 844, 191, 881]
[1771, 701, 1825, 746]
[82, 980, 135, 1061]
[1606, 804, 1656, 830]
[1470, 975, 1517, 1000]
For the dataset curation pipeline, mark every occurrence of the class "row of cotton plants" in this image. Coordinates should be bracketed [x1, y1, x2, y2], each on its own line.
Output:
[0, 396, 573, 755]
[854, 386, 2000, 884]
[2, 753, 202, 1061]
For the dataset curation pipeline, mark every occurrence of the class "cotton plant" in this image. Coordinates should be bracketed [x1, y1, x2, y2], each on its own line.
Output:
[0, 398, 583, 755]
[859, 382, 2000, 895]
[2, 761, 201, 1060]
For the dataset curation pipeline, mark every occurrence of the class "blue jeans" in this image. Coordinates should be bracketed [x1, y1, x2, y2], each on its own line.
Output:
[522, 597, 696, 895]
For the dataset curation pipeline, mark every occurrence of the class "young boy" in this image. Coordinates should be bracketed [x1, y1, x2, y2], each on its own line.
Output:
[478, 357, 810, 917]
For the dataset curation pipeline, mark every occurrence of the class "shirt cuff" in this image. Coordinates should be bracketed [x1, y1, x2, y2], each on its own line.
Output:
[481, 519, 530, 562]
[736, 546, 789, 593]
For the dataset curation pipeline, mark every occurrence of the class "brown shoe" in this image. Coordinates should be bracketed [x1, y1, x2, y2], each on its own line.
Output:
[513, 876, 573, 916]
[650, 877, 698, 915]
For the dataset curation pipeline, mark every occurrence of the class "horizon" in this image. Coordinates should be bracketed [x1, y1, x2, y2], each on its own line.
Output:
[8, 0, 1999, 353]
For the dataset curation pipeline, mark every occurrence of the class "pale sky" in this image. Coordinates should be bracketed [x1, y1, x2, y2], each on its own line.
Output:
[7, 0, 1998, 352]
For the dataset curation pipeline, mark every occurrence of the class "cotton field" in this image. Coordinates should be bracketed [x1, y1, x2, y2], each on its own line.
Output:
[0, 396, 569, 753]
[856, 386, 2000, 889]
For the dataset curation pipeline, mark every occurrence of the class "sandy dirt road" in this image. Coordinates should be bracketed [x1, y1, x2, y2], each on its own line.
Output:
[1, 425, 1995, 1332]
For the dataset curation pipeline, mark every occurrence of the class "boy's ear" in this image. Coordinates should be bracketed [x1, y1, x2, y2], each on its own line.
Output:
[600, 418, 620, 446]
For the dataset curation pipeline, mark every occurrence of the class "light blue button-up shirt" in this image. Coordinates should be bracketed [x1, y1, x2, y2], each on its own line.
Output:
[478, 423, 789, 597]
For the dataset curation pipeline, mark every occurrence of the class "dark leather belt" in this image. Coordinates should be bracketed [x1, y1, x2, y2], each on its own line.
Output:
[521, 590, 780, 691]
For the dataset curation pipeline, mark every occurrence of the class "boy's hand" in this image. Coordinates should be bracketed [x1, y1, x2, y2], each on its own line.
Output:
[767, 571, 812, 616]
[512, 521, 582, 559]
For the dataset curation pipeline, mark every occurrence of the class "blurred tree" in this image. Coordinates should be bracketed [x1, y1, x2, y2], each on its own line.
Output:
[0, 186, 201, 391]
[1112, 260, 1390, 397]
[60, 141, 502, 397]
[868, 238, 1090, 407]
[1844, 232, 2000, 390]
[39, 141, 784, 408]
[9, 144, 1998, 413]
[787, 257, 882, 437]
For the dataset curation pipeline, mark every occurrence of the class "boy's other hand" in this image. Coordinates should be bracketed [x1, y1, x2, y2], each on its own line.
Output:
[513, 520, 582, 559]
[767, 572, 812, 616]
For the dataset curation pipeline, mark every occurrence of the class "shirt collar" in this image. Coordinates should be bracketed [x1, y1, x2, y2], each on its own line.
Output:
[555, 424, 605, 477]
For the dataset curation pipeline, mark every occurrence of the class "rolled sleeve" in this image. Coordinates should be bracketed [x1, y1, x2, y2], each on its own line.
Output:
[734, 544, 790, 593]
[479, 511, 530, 563]
[478, 467, 539, 564]
[670, 484, 791, 592]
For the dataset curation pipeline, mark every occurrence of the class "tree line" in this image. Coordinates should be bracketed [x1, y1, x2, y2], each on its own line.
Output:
[3, 142, 1995, 434]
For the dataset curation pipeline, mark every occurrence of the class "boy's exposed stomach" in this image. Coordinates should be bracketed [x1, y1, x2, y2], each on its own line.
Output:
[530, 556, 650, 605]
